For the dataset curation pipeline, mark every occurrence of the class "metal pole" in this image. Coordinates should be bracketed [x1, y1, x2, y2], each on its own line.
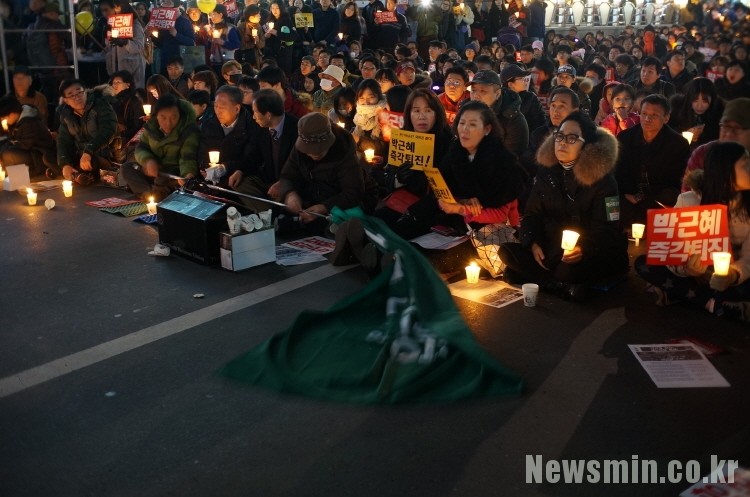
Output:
[68, 0, 79, 78]
[0, 14, 9, 94]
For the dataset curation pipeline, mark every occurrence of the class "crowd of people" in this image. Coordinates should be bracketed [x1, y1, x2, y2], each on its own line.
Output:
[1, 0, 750, 321]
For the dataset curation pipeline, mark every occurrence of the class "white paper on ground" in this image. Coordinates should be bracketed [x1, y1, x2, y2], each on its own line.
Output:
[449, 279, 523, 309]
[629, 343, 730, 388]
[275, 245, 327, 266]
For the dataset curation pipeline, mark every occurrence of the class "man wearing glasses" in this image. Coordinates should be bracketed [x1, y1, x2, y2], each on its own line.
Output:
[56, 79, 119, 185]
[437, 66, 470, 125]
[615, 94, 691, 226]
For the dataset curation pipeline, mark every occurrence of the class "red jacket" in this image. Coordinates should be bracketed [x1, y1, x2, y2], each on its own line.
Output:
[438, 91, 469, 125]
[284, 89, 310, 119]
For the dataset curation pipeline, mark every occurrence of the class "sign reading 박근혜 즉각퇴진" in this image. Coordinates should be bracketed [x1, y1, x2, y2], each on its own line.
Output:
[388, 129, 434, 169]
[645, 205, 730, 266]
[108, 14, 134, 38]
[146, 8, 179, 29]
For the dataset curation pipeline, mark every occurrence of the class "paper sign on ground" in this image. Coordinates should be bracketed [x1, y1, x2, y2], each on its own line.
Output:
[629, 343, 730, 388]
[294, 12, 314, 27]
[85, 197, 141, 208]
[449, 279, 523, 309]
[108, 14, 135, 38]
[275, 245, 327, 265]
[388, 129, 434, 169]
[410, 232, 467, 251]
[146, 8, 179, 29]
[282, 236, 336, 254]
[646, 204, 729, 266]
[422, 166, 456, 204]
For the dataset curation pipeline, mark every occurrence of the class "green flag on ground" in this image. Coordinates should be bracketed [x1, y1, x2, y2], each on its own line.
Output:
[220, 211, 523, 404]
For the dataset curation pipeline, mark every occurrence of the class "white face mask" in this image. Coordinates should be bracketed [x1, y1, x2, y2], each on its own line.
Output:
[320, 79, 334, 91]
[350, 51, 358, 59]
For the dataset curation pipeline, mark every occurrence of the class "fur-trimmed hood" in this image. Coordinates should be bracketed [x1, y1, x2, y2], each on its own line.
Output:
[535, 126, 619, 186]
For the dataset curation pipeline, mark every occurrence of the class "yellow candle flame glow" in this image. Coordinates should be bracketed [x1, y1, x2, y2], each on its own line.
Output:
[213, 29, 221, 38]
[561, 230, 580, 251]
[143, 104, 152, 116]
[682, 131, 693, 143]
[1, 119, 7, 131]
[208, 151, 221, 164]
[111, 28, 120, 38]
[712, 252, 732, 276]
[152, 30, 159, 37]
[252, 28, 258, 36]
[465, 261, 480, 284]
[268, 22, 274, 30]
[364, 149, 375, 162]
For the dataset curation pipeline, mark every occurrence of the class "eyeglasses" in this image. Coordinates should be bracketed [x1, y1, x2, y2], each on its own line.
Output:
[445, 80, 464, 87]
[64, 89, 86, 99]
[553, 132, 585, 144]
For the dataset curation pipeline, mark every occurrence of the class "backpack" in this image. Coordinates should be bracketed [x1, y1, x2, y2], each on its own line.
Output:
[24, 20, 56, 70]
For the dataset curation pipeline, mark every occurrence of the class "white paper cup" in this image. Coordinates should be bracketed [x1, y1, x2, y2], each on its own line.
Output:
[522, 283, 539, 307]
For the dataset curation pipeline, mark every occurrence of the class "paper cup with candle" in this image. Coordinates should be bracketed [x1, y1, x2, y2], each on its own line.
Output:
[560, 229, 580, 252]
[208, 150, 221, 165]
[712, 252, 732, 276]
[147, 196, 158, 215]
[152, 30, 159, 37]
[1, 119, 7, 131]
[364, 148, 375, 163]
[0, 167, 5, 182]
[26, 187, 37, 206]
[212, 29, 220, 38]
[267, 21, 274, 30]
[465, 261, 480, 284]
[631, 223, 645, 245]
[62, 180, 73, 197]
[338, 32, 343, 40]
[682, 131, 693, 143]
[252, 28, 258, 37]
[143, 104, 152, 116]
[111, 28, 120, 38]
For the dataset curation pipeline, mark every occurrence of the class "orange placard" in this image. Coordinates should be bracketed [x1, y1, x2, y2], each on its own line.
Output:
[146, 8, 179, 29]
[108, 14, 134, 38]
[645, 205, 730, 266]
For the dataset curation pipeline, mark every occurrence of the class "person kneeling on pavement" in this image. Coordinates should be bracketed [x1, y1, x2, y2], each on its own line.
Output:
[56, 79, 119, 184]
[0, 95, 56, 178]
[276, 112, 378, 234]
[122, 94, 200, 200]
[498, 111, 629, 301]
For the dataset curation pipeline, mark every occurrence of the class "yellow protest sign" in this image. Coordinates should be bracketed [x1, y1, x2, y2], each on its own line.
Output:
[388, 129, 435, 169]
[294, 13, 314, 28]
[423, 166, 456, 204]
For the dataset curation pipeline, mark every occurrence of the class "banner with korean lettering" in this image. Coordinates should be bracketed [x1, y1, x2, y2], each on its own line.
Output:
[423, 167, 456, 204]
[146, 8, 179, 29]
[294, 12, 314, 28]
[108, 13, 134, 38]
[374, 11, 398, 23]
[388, 129, 434, 169]
[645, 205, 730, 266]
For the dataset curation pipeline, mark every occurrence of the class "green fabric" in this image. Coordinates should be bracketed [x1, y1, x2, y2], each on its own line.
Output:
[135, 99, 199, 178]
[221, 209, 523, 404]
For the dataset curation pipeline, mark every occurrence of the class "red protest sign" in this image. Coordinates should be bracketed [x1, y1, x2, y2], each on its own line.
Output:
[108, 13, 135, 39]
[224, 0, 239, 18]
[445, 110, 457, 125]
[645, 205, 730, 266]
[374, 11, 398, 23]
[146, 8, 179, 30]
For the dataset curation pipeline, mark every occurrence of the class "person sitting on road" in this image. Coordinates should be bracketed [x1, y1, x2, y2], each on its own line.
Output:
[0, 95, 56, 178]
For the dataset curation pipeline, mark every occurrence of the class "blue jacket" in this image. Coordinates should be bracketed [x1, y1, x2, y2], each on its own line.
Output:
[154, 14, 195, 73]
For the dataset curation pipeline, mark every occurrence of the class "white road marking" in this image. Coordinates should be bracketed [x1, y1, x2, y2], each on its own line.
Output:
[0, 264, 350, 399]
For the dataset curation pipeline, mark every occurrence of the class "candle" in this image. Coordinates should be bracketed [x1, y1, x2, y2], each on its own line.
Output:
[712, 252, 732, 276]
[459, 2, 465, 9]
[682, 131, 693, 143]
[143, 104, 152, 116]
[364, 148, 375, 162]
[337, 121, 346, 128]
[267, 22, 274, 30]
[0, 167, 5, 181]
[26, 187, 37, 206]
[194, 25, 200, 32]
[111, 28, 120, 38]
[560, 229, 580, 251]
[252, 28, 258, 37]
[1, 119, 7, 131]
[208, 150, 221, 164]
[62, 180, 73, 197]
[152, 30, 159, 37]
[465, 261, 480, 284]
[631, 223, 645, 246]
[338, 32, 343, 40]
[147, 196, 158, 215]
[213, 29, 221, 38]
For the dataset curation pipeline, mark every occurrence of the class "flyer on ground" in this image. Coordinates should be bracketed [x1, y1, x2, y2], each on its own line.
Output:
[629, 343, 730, 388]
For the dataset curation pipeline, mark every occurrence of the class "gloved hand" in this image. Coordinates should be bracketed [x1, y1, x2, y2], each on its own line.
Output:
[395, 162, 415, 186]
[710, 267, 740, 292]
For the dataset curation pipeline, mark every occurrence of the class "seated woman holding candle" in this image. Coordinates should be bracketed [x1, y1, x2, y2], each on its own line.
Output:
[635, 141, 750, 321]
[0, 95, 56, 178]
[498, 111, 628, 302]
[668, 77, 724, 150]
[351, 79, 387, 161]
[121, 94, 200, 201]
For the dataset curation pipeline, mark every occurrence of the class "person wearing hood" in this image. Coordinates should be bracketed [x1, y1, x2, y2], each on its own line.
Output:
[56, 79, 119, 185]
[122, 94, 199, 200]
[395, 60, 433, 91]
[0, 95, 56, 178]
[715, 60, 750, 101]
[501, 63, 545, 136]
[499, 111, 628, 302]
[469, 69, 529, 157]
[312, 65, 346, 113]
[552, 64, 592, 117]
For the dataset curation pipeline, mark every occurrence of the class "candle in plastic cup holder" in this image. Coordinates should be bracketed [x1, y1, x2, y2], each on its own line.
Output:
[561, 230, 580, 251]
[682, 131, 693, 143]
[465, 262, 480, 284]
[208, 150, 221, 164]
[631, 223, 645, 245]
[712, 252, 732, 276]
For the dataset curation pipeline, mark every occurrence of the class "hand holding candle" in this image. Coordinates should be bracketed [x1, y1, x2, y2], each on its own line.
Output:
[208, 150, 221, 165]
[631, 223, 645, 246]
[465, 261, 480, 284]
[143, 104, 152, 116]
[560, 229, 580, 252]
[364, 148, 375, 163]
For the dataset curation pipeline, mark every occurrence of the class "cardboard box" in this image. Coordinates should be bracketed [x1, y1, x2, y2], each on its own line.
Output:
[220, 228, 276, 271]
[157, 191, 228, 265]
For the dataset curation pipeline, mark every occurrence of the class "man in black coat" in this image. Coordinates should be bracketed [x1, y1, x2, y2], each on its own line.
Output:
[197, 85, 257, 187]
[232, 89, 299, 212]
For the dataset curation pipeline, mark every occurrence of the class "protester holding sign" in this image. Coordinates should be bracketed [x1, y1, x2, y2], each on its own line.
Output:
[150, 0, 196, 75]
[101, 0, 147, 89]
[635, 141, 750, 322]
[209, 5, 241, 73]
[372, 0, 410, 55]
[499, 112, 628, 302]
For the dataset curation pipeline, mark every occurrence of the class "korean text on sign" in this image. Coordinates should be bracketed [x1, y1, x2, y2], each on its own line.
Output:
[646, 205, 729, 266]
[387, 129, 434, 169]
[294, 13, 314, 28]
[422, 166, 456, 204]
[108, 14, 134, 38]
[375, 11, 398, 23]
[146, 8, 179, 29]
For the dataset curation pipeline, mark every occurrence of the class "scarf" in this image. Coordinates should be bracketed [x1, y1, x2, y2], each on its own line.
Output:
[353, 100, 385, 137]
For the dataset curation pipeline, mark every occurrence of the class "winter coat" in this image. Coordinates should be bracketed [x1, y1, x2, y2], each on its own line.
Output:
[523, 127, 627, 266]
[632, 78, 676, 99]
[527, 0, 545, 39]
[153, 13, 195, 73]
[440, 133, 524, 226]
[487, 3, 509, 41]
[313, 7, 340, 45]
[406, 3, 443, 39]
[7, 105, 56, 158]
[278, 125, 369, 212]
[197, 106, 258, 175]
[715, 77, 750, 101]
[490, 88, 529, 158]
[518, 90, 546, 134]
[373, 10, 410, 53]
[312, 86, 342, 114]
[112, 88, 145, 143]
[264, 14, 297, 56]
[340, 14, 362, 44]
[15, 90, 48, 127]
[104, 19, 147, 89]
[210, 21, 241, 64]
[134, 98, 199, 178]
[57, 90, 119, 167]
[668, 93, 724, 149]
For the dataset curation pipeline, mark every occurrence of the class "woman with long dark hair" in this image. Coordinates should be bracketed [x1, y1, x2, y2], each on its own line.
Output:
[264, 0, 297, 76]
[636, 141, 750, 322]
[340, 1, 362, 46]
[668, 77, 724, 149]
